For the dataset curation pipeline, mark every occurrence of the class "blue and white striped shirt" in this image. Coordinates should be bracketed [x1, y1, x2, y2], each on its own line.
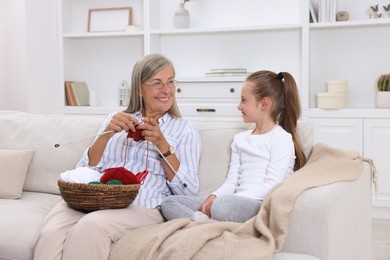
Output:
[77, 111, 202, 208]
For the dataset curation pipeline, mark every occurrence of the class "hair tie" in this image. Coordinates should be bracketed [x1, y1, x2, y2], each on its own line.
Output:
[276, 72, 284, 80]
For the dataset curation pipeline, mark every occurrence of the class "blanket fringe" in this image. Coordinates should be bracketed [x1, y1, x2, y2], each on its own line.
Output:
[360, 156, 378, 197]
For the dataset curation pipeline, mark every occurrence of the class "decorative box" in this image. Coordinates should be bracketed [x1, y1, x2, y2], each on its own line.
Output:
[317, 92, 348, 109]
[327, 80, 348, 93]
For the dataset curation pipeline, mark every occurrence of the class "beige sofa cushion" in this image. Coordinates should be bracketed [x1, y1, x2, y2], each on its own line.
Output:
[0, 150, 34, 198]
[0, 111, 313, 196]
[196, 121, 313, 196]
[196, 122, 253, 196]
[0, 112, 105, 194]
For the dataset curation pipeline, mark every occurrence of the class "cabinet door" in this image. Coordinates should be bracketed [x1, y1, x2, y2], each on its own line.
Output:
[308, 118, 363, 154]
[364, 119, 390, 215]
[177, 99, 242, 122]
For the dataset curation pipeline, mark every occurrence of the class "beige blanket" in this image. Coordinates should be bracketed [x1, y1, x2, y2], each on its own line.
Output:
[109, 143, 366, 260]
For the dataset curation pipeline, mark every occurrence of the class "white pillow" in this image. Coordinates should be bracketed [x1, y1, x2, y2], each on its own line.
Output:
[0, 150, 35, 199]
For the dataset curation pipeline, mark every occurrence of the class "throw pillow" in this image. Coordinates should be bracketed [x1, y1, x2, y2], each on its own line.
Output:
[0, 150, 35, 199]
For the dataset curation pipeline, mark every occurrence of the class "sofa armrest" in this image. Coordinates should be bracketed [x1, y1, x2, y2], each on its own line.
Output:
[281, 162, 372, 260]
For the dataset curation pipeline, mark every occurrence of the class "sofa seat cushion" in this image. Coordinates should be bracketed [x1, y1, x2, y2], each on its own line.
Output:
[0, 191, 61, 260]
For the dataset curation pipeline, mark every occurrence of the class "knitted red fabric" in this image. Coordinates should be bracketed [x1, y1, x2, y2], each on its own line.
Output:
[100, 127, 149, 185]
[100, 167, 148, 184]
[127, 128, 144, 142]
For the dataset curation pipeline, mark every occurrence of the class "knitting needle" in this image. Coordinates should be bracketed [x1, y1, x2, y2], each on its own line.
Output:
[54, 130, 114, 148]
[54, 121, 143, 148]
[152, 143, 178, 175]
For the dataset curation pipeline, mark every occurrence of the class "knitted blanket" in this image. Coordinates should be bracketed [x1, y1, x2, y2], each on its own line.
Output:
[109, 143, 366, 260]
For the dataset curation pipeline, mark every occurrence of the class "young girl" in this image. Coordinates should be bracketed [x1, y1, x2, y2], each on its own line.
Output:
[160, 70, 306, 223]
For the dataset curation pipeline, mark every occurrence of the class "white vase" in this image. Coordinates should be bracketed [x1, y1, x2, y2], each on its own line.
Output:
[174, 3, 190, 29]
[376, 92, 390, 108]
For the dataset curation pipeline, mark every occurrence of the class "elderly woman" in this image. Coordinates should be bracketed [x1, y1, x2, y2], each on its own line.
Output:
[33, 54, 202, 260]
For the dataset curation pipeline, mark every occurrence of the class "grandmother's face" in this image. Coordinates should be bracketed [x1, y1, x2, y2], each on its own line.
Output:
[141, 65, 176, 118]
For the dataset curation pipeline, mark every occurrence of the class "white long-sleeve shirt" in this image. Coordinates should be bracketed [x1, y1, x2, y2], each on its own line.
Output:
[77, 111, 202, 208]
[212, 125, 295, 201]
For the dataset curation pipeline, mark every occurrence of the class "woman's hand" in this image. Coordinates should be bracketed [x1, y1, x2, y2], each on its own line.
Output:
[104, 112, 140, 137]
[200, 195, 216, 217]
[138, 117, 168, 150]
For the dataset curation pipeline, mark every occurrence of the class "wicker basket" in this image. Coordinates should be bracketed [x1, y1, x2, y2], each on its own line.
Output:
[58, 180, 140, 211]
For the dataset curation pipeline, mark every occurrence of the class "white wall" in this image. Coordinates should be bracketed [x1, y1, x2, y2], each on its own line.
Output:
[2, 0, 28, 112]
[0, 1, 4, 109]
[24, 0, 59, 114]
[1, 0, 59, 114]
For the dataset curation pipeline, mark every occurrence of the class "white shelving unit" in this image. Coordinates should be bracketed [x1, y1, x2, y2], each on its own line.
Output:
[57, 0, 390, 217]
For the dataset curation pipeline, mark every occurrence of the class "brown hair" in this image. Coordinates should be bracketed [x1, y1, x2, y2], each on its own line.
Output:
[123, 54, 181, 118]
[245, 70, 306, 171]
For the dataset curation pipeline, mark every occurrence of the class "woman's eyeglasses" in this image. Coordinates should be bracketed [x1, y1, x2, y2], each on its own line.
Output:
[144, 80, 178, 90]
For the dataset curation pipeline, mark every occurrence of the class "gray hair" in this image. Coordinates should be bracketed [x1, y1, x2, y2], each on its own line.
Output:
[124, 54, 181, 118]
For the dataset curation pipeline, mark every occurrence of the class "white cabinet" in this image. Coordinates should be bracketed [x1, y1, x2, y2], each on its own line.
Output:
[175, 78, 243, 122]
[308, 117, 363, 154]
[364, 119, 390, 218]
[308, 112, 390, 218]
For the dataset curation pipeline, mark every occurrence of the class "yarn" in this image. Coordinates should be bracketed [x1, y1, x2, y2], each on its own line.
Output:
[100, 130, 149, 185]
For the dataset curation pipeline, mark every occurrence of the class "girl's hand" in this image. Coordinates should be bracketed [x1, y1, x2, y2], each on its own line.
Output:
[200, 195, 216, 217]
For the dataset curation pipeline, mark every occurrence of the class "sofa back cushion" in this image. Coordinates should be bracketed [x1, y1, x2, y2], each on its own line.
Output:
[196, 121, 314, 196]
[0, 111, 105, 194]
[0, 111, 314, 196]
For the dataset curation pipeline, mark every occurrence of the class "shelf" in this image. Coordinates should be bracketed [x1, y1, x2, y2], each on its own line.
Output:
[151, 23, 303, 35]
[310, 19, 390, 29]
[63, 31, 144, 38]
[58, 0, 390, 114]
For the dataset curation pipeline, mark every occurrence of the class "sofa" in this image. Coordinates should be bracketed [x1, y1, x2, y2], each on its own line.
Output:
[0, 110, 372, 260]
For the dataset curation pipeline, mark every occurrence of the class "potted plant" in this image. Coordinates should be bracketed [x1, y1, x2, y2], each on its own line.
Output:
[376, 73, 390, 108]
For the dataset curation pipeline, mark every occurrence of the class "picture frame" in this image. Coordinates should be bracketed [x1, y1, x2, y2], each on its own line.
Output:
[88, 7, 132, 32]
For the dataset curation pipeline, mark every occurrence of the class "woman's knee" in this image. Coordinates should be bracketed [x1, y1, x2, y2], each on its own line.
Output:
[74, 212, 106, 232]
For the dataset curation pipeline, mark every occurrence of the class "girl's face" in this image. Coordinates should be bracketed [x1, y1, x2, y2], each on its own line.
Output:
[141, 66, 176, 118]
[237, 82, 262, 123]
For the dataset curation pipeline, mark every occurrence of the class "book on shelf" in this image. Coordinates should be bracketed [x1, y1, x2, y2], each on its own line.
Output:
[64, 81, 90, 106]
[310, 0, 318, 23]
[317, 0, 337, 23]
[65, 81, 77, 106]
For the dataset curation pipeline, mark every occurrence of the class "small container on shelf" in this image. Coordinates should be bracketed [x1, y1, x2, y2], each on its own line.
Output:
[327, 80, 348, 93]
[317, 79, 348, 109]
[317, 92, 348, 109]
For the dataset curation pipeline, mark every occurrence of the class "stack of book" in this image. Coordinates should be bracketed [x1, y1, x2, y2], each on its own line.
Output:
[205, 68, 249, 77]
[310, 0, 338, 23]
[65, 81, 90, 106]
